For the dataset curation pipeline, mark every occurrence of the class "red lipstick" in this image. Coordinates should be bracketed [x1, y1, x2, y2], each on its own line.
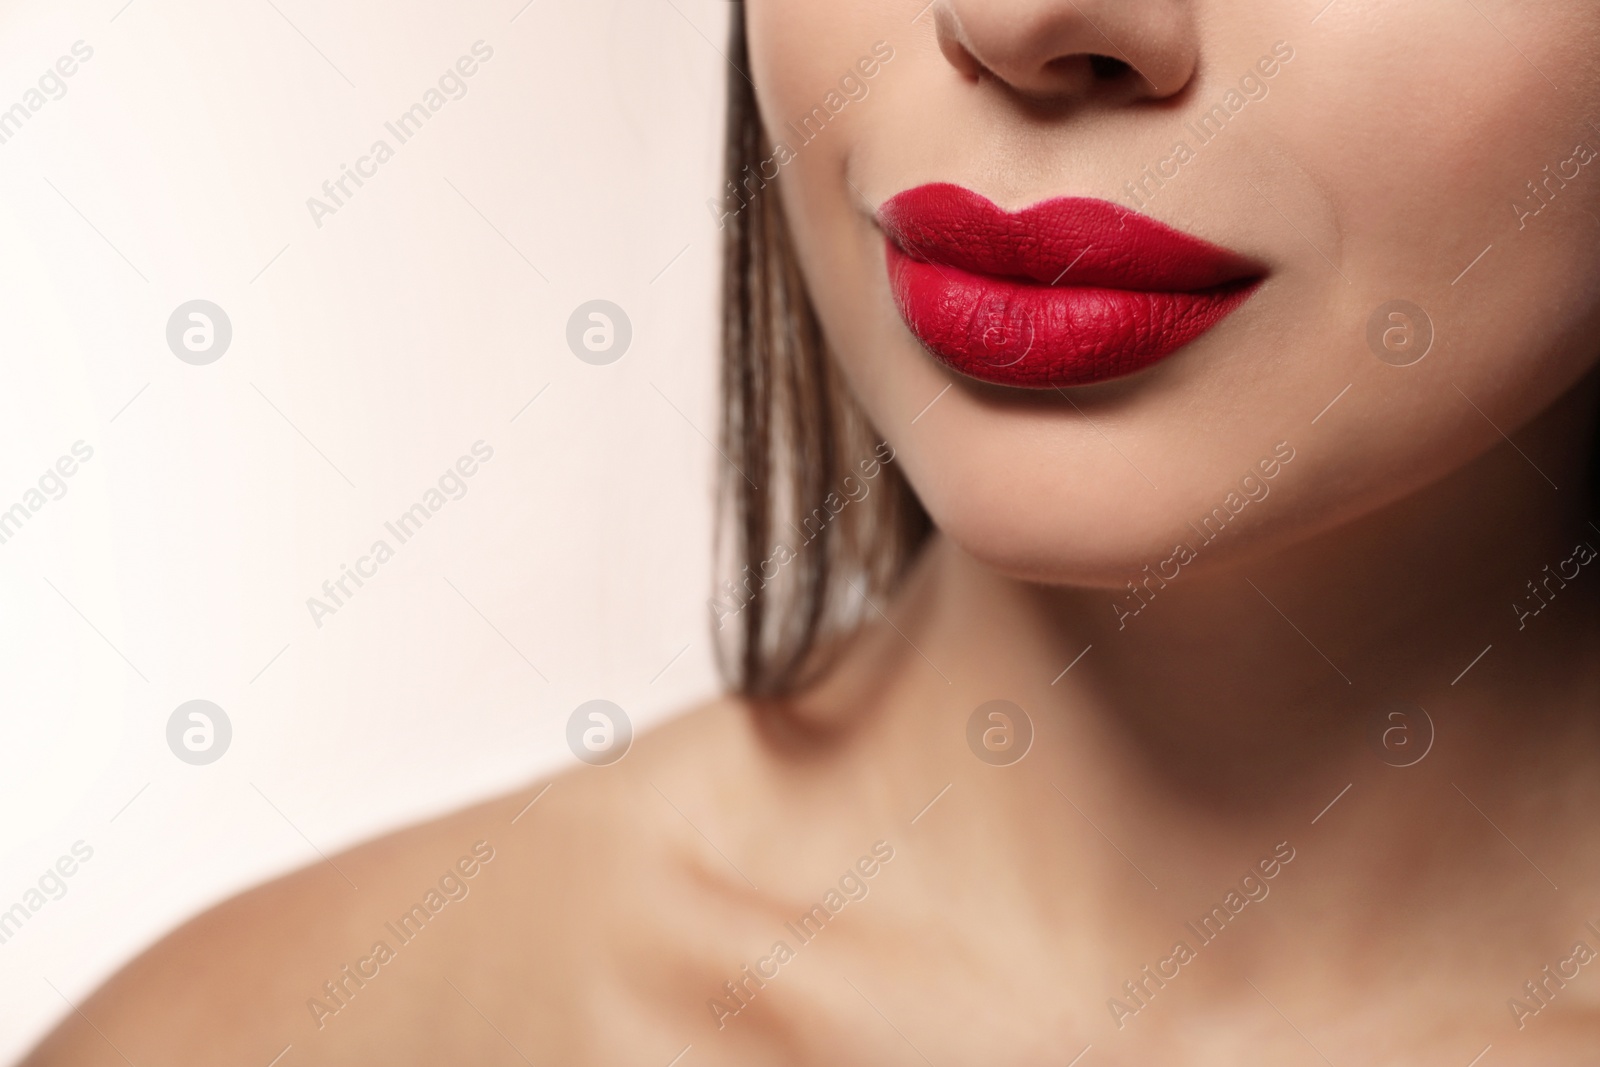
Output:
[878, 183, 1263, 388]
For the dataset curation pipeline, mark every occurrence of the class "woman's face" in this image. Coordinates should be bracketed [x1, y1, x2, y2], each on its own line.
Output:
[743, 0, 1600, 586]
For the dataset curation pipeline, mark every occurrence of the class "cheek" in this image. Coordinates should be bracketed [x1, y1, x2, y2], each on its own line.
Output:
[748, 1, 943, 422]
[1284, 4, 1600, 320]
[743, 1, 897, 285]
[745, 2, 897, 127]
[1262, 4, 1600, 511]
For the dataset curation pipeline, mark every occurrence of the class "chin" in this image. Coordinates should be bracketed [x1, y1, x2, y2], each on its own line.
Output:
[923, 487, 1193, 591]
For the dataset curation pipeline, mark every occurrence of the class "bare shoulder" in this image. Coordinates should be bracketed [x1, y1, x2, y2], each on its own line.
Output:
[21, 695, 813, 1066]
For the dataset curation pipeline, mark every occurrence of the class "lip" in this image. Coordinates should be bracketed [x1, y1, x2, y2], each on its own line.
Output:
[878, 183, 1264, 388]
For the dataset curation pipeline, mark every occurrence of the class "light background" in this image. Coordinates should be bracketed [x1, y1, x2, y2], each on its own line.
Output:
[0, 0, 728, 1057]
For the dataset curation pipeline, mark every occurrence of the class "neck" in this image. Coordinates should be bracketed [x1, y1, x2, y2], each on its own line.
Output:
[799, 372, 1600, 985]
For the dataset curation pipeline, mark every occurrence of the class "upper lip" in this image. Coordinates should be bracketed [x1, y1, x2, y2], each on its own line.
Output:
[876, 182, 1262, 291]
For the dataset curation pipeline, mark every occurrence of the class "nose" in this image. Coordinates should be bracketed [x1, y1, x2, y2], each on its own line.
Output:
[932, 0, 1198, 105]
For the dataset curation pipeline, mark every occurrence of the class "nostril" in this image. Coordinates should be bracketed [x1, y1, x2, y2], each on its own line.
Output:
[1041, 53, 1133, 87]
[1087, 54, 1131, 81]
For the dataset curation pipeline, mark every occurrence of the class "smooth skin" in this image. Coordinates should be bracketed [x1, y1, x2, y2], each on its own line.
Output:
[24, 0, 1600, 1063]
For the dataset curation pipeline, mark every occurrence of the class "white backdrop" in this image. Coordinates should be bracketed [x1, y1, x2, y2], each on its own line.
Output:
[0, 0, 726, 1057]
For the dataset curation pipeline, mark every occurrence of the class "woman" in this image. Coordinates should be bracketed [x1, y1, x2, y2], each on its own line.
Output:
[24, 0, 1600, 1062]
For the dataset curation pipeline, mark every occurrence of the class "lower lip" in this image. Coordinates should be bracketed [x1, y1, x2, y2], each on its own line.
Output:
[885, 241, 1259, 389]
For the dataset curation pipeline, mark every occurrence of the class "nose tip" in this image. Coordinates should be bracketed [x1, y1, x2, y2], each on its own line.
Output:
[933, 0, 1197, 105]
